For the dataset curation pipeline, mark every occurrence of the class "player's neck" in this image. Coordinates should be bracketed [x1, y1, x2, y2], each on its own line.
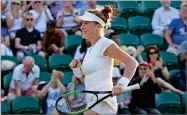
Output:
[90, 36, 102, 46]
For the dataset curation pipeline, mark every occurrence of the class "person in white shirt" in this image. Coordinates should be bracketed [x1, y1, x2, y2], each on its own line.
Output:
[29, 1, 54, 34]
[7, 56, 40, 102]
[152, 0, 179, 37]
[6, 0, 23, 39]
[69, 5, 138, 114]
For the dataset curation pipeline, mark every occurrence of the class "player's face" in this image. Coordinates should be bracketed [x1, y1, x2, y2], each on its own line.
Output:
[80, 21, 99, 39]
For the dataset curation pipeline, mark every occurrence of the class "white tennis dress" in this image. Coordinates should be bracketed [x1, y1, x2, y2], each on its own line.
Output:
[81, 37, 117, 114]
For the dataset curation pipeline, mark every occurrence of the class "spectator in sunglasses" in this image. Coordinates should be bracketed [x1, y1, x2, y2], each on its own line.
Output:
[15, 12, 45, 61]
[6, 0, 23, 39]
[42, 20, 65, 57]
[29, 1, 54, 35]
[145, 46, 184, 95]
[129, 61, 161, 114]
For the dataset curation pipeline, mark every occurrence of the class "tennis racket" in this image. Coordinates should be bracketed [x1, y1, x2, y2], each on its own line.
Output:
[55, 83, 140, 114]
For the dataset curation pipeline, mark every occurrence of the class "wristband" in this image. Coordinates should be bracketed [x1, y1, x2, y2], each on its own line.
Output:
[72, 67, 83, 78]
[117, 77, 130, 87]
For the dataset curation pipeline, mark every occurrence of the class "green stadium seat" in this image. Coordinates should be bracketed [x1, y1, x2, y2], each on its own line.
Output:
[111, 17, 128, 34]
[141, 51, 147, 61]
[160, 51, 178, 70]
[1, 56, 19, 76]
[141, 1, 161, 20]
[3, 73, 13, 95]
[65, 35, 83, 56]
[96, 0, 114, 6]
[117, 1, 140, 19]
[128, 16, 152, 37]
[39, 72, 52, 83]
[63, 71, 73, 86]
[171, 1, 181, 9]
[12, 96, 40, 114]
[118, 34, 140, 47]
[182, 92, 186, 112]
[156, 92, 182, 114]
[140, 33, 164, 48]
[1, 101, 11, 114]
[169, 69, 180, 88]
[25, 54, 47, 72]
[49, 54, 73, 72]
[1, 56, 19, 65]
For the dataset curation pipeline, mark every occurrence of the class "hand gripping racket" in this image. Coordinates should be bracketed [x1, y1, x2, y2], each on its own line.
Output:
[55, 83, 140, 114]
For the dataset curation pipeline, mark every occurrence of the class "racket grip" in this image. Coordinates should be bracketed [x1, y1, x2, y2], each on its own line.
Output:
[122, 83, 140, 92]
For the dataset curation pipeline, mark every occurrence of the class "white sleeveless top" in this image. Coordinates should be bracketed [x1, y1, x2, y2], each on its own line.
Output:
[81, 37, 117, 112]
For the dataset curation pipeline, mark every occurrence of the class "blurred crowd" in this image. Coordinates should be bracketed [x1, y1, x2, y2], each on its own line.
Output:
[1, 0, 187, 114]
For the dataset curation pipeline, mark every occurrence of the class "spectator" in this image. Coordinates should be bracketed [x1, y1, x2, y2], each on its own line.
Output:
[1, 0, 11, 16]
[165, 2, 187, 55]
[6, 0, 23, 39]
[67, 75, 86, 110]
[29, 1, 54, 34]
[73, 0, 88, 15]
[40, 70, 66, 115]
[42, 20, 65, 57]
[152, 0, 179, 37]
[7, 56, 40, 102]
[22, 1, 33, 12]
[56, 1, 80, 35]
[112, 67, 131, 114]
[46, 1, 63, 19]
[129, 62, 161, 114]
[15, 12, 45, 61]
[1, 26, 13, 56]
[178, 38, 187, 91]
[74, 39, 91, 62]
[146, 45, 184, 95]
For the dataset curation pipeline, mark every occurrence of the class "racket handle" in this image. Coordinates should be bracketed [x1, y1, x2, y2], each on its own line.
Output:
[122, 83, 140, 92]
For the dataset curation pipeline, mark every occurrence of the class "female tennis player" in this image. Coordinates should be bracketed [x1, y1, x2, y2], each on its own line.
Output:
[70, 5, 139, 114]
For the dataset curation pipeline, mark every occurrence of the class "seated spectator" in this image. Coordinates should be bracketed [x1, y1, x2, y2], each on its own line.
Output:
[112, 67, 131, 114]
[74, 39, 91, 62]
[29, 1, 54, 34]
[178, 39, 187, 91]
[6, 0, 23, 39]
[1, 26, 13, 56]
[152, 0, 179, 37]
[42, 20, 65, 57]
[146, 46, 184, 95]
[73, 0, 88, 15]
[7, 56, 40, 102]
[22, 1, 33, 12]
[40, 70, 66, 115]
[67, 75, 86, 110]
[15, 12, 45, 61]
[1, 0, 11, 16]
[165, 2, 187, 55]
[46, 1, 63, 19]
[129, 62, 161, 114]
[56, 1, 80, 35]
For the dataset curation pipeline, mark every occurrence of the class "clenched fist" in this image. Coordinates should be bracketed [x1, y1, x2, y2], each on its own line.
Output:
[69, 59, 81, 69]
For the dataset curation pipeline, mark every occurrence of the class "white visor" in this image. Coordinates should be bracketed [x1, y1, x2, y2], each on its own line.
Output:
[78, 11, 105, 27]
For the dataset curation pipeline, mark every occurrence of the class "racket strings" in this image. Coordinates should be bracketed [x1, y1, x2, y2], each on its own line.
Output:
[57, 94, 88, 113]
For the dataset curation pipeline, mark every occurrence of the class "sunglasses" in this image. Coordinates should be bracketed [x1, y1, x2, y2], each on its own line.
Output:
[34, 1, 41, 4]
[139, 68, 147, 70]
[12, 2, 20, 5]
[149, 51, 158, 55]
[26, 18, 33, 21]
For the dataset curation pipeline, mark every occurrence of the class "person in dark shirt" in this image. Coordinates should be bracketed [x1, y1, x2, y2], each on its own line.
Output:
[129, 61, 161, 114]
[15, 12, 45, 61]
[146, 45, 184, 95]
[42, 20, 65, 57]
